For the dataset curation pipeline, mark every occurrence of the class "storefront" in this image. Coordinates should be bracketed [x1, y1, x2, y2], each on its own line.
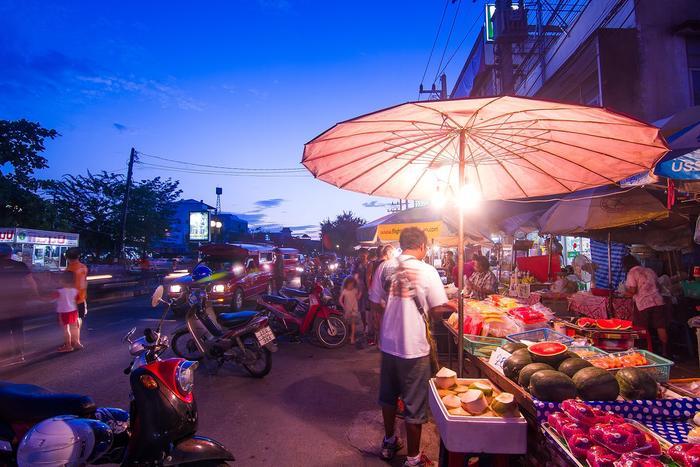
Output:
[0, 227, 79, 271]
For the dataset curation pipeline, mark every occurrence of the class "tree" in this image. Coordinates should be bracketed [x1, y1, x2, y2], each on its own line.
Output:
[0, 119, 58, 227]
[47, 171, 181, 258]
[320, 211, 366, 256]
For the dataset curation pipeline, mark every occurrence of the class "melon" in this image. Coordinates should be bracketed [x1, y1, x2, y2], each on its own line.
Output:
[437, 388, 456, 397]
[528, 341, 569, 367]
[441, 394, 462, 410]
[517, 363, 553, 389]
[435, 367, 457, 389]
[528, 370, 577, 402]
[448, 406, 470, 416]
[501, 342, 527, 354]
[460, 389, 488, 415]
[558, 357, 593, 378]
[596, 319, 621, 330]
[573, 367, 620, 401]
[490, 392, 516, 416]
[615, 367, 657, 400]
[468, 381, 493, 398]
[452, 385, 470, 394]
[503, 348, 532, 382]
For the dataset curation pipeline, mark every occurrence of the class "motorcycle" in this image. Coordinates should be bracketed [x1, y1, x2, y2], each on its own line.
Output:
[1, 286, 234, 466]
[170, 284, 276, 378]
[258, 283, 347, 349]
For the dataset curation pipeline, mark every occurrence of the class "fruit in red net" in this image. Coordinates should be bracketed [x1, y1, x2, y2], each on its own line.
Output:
[561, 399, 604, 427]
[669, 443, 700, 467]
[590, 423, 638, 454]
[613, 452, 664, 466]
[547, 411, 570, 433]
[561, 421, 587, 440]
[587, 445, 620, 467]
[636, 431, 661, 457]
[567, 432, 594, 458]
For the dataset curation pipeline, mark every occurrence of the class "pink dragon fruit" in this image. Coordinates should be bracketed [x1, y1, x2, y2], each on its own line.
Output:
[560, 421, 587, 440]
[669, 443, 700, 467]
[613, 452, 664, 467]
[561, 399, 603, 426]
[586, 445, 620, 467]
[567, 432, 594, 459]
[590, 423, 638, 455]
[547, 411, 570, 433]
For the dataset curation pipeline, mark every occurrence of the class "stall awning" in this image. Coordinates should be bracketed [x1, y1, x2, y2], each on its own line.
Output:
[653, 147, 700, 180]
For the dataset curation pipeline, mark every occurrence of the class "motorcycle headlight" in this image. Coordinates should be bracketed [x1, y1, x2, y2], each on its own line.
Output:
[176, 360, 198, 394]
[211, 284, 225, 293]
[295, 266, 304, 273]
[169, 284, 182, 294]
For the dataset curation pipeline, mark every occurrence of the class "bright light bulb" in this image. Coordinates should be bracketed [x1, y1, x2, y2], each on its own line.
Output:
[432, 245, 440, 253]
[460, 184, 482, 211]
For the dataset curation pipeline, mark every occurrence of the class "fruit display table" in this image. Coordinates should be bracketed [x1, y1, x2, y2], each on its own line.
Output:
[568, 292, 634, 321]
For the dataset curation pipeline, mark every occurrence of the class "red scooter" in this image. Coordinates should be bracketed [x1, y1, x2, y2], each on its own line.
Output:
[257, 283, 347, 348]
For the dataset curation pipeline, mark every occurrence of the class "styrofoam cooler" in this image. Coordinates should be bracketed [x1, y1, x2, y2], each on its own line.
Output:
[428, 378, 527, 454]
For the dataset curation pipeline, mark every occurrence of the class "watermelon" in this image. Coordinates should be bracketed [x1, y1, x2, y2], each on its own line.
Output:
[597, 319, 621, 330]
[529, 370, 577, 402]
[577, 317, 596, 327]
[503, 348, 532, 382]
[612, 318, 632, 330]
[518, 363, 553, 389]
[501, 342, 527, 354]
[615, 367, 658, 400]
[528, 341, 569, 367]
[573, 366, 620, 401]
[558, 357, 593, 378]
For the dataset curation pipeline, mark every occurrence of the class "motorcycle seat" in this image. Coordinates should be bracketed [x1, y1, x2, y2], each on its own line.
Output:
[262, 294, 299, 311]
[218, 310, 257, 328]
[280, 287, 309, 298]
[0, 382, 96, 422]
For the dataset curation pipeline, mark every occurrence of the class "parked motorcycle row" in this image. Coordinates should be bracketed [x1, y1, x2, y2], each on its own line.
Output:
[0, 262, 352, 466]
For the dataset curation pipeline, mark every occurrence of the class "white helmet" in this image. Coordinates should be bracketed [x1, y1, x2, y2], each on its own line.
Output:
[17, 416, 113, 466]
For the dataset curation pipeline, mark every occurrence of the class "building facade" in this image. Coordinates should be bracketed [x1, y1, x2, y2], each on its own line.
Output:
[453, 0, 700, 123]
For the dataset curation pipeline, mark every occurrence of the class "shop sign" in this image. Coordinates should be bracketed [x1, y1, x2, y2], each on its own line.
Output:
[567, 251, 580, 259]
[484, 2, 520, 42]
[0, 229, 15, 242]
[653, 148, 700, 180]
[377, 221, 442, 242]
[488, 347, 511, 374]
[14, 228, 79, 247]
[189, 211, 210, 241]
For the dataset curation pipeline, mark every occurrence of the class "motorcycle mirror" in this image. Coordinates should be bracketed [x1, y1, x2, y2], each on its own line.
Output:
[123, 327, 136, 344]
[151, 285, 164, 308]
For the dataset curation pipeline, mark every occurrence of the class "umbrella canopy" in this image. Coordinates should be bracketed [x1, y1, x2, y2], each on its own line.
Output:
[538, 186, 669, 235]
[303, 96, 668, 201]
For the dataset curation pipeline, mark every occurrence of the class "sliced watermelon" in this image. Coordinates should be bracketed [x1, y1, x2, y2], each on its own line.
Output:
[577, 317, 596, 327]
[611, 318, 632, 330]
[528, 341, 569, 366]
[596, 319, 621, 330]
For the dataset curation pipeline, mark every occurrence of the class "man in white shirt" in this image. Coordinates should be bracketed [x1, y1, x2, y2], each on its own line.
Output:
[369, 227, 453, 467]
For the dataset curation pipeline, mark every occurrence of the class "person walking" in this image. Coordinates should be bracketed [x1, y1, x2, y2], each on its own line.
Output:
[273, 248, 285, 293]
[368, 244, 395, 346]
[623, 254, 669, 356]
[369, 227, 453, 466]
[65, 248, 88, 328]
[54, 271, 82, 352]
[0, 244, 37, 364]
[339, 276, 360, 344]
[352, 248, 370, 333]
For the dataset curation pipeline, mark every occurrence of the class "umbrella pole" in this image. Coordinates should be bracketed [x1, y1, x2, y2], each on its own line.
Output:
[457, 131, 466, 378]
[607, 232, 613, 319]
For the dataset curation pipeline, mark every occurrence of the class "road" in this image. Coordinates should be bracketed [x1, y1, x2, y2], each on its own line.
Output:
[0, 296, 441, 466]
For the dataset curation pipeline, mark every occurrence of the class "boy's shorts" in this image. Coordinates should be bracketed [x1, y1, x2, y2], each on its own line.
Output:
[378, 352, 431, 424]
[59, 311, 79, 326]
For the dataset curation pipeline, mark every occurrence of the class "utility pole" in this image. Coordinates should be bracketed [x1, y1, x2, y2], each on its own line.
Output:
[119, 147, 137, 261]
[493, 0, 527, 95]
[418, 73, 448, 101]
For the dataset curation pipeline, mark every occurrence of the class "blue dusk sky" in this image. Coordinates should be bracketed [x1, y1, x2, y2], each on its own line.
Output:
[0, 0, 483, 236]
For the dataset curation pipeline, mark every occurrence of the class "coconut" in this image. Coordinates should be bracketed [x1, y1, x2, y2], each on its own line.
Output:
[460, 389, 488, 415]
[441, 394, 462, 410]
[437, 388, 457, 397]
[435, 367, 457, 389]
[694, 411, 700, 426]
[490, 392, 516, 416]
[468, 381, 494, 398]
[452, 385, 470, 393]
[448, 407, 470, 416]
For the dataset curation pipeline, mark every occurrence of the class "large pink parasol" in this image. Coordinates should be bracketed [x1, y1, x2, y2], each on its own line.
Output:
[303, 96, 668, 375]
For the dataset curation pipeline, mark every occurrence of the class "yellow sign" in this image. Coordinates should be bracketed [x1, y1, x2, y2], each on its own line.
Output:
[377, 221, 443, 242]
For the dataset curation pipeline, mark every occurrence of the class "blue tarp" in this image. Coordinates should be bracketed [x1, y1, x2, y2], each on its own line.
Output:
[653, 147, 700, 180]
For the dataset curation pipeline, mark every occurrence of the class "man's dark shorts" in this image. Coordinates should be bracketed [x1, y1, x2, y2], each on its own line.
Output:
[633, 304, 668, 329]
[379, 352, 431, 424]
[77, 302, 87, 319]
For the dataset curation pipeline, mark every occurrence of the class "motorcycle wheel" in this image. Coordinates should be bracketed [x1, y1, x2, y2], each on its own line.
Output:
[314, 316, 347, 348]
[242, 340, 272, 378]
[171, 329, 204, 361]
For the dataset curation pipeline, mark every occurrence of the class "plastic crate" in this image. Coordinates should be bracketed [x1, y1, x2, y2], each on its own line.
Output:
[586, 349, 674, 383]
[568, 345, 608, 359]
[506, 328, 574, 345]
[462, 335, 507, 358]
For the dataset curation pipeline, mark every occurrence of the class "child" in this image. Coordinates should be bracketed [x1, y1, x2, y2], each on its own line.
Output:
[339, 276, 360, 345]
[55, 271, 83, 352]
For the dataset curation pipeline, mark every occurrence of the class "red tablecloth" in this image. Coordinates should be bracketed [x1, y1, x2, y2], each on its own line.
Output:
[567, 293, 634, 321]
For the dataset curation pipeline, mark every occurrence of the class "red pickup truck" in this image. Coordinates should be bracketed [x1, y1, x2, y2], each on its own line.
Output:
[167, 243, 275, 312]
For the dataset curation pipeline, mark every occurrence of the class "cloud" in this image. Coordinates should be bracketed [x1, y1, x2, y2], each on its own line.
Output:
[363, 200, 389, 208]
[254, 198, 285, 209]
[113, 122, 128, 133]
[289, 224, 317, 231]
[78, 75, 203, 111]
[234, 213, 267, 224]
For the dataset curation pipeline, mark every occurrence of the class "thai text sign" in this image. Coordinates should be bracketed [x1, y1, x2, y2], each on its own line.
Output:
[377, 221, 442, 242]
[0, 228, 79, 246]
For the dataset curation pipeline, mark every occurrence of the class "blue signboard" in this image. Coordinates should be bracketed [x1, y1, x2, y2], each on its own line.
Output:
[653, 148, 700, 180]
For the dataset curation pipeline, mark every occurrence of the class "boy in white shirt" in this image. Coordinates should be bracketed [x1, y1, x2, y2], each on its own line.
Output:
[55, 271, 83, 352]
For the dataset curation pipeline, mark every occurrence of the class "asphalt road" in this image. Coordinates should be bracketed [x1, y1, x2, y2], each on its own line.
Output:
[0, 296, 441, 466]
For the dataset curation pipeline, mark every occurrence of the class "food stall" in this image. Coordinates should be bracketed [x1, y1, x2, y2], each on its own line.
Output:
[0, 227, 79, 271]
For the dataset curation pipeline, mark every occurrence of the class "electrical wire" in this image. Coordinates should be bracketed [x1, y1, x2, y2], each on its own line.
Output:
[434, 5, 485, 82]
[135, 161, 309, 177]
[136, 151, 306, 172]
[433, 0, 463, 85]
[419, 0, 451, 97]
